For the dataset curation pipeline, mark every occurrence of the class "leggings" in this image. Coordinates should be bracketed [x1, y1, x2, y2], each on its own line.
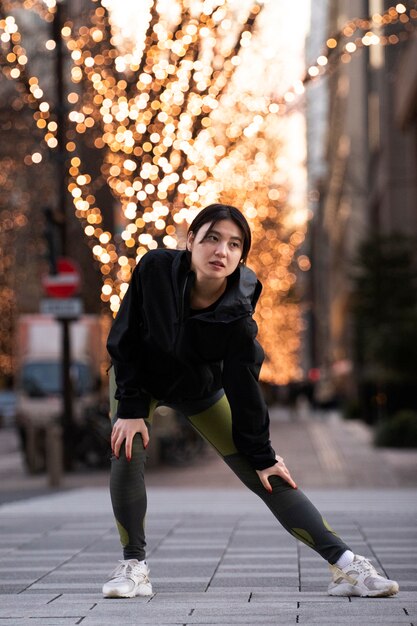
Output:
[109, 392, 351, 565]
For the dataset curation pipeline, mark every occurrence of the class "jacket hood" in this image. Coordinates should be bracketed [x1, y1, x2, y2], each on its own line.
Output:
[172, 250, 262, 323]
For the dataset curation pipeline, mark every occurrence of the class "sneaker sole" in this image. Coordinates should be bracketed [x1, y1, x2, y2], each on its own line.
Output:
[103, 586, 153, 599]
[328, 582, 399, 598]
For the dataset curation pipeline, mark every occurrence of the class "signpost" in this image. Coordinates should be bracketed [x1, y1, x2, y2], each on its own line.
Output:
[40, 298, 83, 318]
[41, 256, 83, 481]
[41, 257, 84, 319]
[41, 0, 73, 486]
[42, 257, 81, 298]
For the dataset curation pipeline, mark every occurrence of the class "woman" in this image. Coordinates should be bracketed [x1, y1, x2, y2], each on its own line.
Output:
[103, 203, 398, 599]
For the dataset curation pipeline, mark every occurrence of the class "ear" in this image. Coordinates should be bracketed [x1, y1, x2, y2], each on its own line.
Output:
[186, 231, 194, 252]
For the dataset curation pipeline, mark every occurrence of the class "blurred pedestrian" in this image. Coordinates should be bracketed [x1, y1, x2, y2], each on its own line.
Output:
[103, 203, 398, 599]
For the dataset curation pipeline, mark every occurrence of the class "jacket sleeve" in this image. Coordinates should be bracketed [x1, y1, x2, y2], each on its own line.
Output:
[222, 317, 277, 470]
[106, 263, 151, 419]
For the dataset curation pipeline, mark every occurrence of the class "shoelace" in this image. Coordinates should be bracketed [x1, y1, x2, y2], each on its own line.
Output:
[354, 558, 379, 577]
[110, 560, 149, 583]
[109, 561, 130, 580]
[130, 564, 150, 583]
[333, 558, 380, 586]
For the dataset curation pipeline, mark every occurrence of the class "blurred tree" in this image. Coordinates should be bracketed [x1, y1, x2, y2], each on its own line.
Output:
[351, 233, 417, 418]
[0, 2, 103, 388]
[0, 0, 310, 385]
[0, 114, 53, 384]
[218, 112, 304, 383]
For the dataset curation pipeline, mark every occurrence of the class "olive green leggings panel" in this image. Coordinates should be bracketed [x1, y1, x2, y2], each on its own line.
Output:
[109, 393, 351, 564]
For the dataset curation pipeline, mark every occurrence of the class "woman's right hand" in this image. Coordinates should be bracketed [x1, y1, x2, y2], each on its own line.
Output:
[111, 418, 149, 461]
[256, 455, 297, 492]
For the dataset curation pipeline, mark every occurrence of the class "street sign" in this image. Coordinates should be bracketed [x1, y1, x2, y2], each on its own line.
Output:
[40, 298, 83, 319]
[42, 257, 81, 298]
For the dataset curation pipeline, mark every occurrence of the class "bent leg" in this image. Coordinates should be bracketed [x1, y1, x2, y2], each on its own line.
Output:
[109, 400, 157, 561]
[186, 394, 351, 564]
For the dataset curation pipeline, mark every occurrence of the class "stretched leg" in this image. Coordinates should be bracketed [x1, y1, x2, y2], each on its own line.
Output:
[186, 394, 351, 564]
[109, 399, 157, 561]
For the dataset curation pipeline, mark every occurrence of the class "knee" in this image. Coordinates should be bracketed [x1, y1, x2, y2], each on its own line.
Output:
[112, 438, 147, 468]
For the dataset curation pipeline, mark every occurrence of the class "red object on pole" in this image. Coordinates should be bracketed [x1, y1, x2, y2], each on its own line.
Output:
[42, 257, 81, 298]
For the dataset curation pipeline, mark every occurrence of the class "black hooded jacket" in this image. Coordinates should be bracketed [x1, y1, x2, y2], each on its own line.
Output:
[107, 248, 277, 470]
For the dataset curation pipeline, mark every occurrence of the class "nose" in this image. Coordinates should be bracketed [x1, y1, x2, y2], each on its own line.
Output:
[215, 242, 227, 257]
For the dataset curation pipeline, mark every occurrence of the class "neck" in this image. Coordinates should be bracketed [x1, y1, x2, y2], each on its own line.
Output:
[190, 275, 227, 309]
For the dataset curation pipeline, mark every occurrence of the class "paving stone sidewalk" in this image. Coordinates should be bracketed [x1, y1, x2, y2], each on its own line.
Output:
[0, 487, 416, 625]
[2, 408, 417, 502]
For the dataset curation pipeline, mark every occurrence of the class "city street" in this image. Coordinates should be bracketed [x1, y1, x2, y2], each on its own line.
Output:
[1, 407, 416, 624]
[1, 0, 417, 623]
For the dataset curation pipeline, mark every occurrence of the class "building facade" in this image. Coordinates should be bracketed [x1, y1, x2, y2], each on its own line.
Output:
[306, 1, 417, 410]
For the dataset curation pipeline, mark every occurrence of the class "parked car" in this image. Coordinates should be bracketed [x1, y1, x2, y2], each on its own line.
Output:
[0, 390, 17, 427]
[15, 314, 103, 472]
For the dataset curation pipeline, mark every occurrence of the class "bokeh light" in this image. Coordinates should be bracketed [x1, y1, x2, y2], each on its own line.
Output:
[1, 0, 416, 382]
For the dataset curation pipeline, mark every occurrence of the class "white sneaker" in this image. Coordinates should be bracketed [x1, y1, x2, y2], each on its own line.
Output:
[102, 559, 153, 598]
[328, 554, 399, 597]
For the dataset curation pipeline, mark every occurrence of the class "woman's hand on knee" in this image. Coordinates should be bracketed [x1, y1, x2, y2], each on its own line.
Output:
[111, 418, 149, 461]
[256, 455, 297, 492]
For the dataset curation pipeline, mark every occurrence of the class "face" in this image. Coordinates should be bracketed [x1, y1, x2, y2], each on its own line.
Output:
[187, 219, 244, 282]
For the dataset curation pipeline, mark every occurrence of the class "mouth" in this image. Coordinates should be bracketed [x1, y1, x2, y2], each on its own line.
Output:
[209, 261, 225, 268]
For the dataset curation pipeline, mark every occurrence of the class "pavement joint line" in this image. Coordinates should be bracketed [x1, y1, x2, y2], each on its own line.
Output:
[148, 517, 186, 561]
[204, 515, 238, 593]
[296, 535, 301, 592]
[47, 593, 63, 604]
[356, 522, 389, 577]
[17, 526, 113, 596]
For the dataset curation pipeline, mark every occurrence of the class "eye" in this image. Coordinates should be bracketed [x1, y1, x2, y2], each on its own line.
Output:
[206, 234, 218, 242]
[230, 241, 241, 249]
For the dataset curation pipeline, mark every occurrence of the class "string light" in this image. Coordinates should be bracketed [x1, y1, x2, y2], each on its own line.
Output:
[0, 0, 56, 22]
[58, 1, 265, 313]
[0, 9, 58, 150]
[217, 116, 306, 383]
[263, 2, 417, 111]
[0, 153, 37, 378]
[0, 162, 18, 376]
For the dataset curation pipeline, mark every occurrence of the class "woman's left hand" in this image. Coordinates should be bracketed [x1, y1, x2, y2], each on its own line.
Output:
[256, 455, 297, 492]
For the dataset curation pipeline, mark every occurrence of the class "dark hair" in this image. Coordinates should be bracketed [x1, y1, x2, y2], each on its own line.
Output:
[188, 203, 252, 263]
